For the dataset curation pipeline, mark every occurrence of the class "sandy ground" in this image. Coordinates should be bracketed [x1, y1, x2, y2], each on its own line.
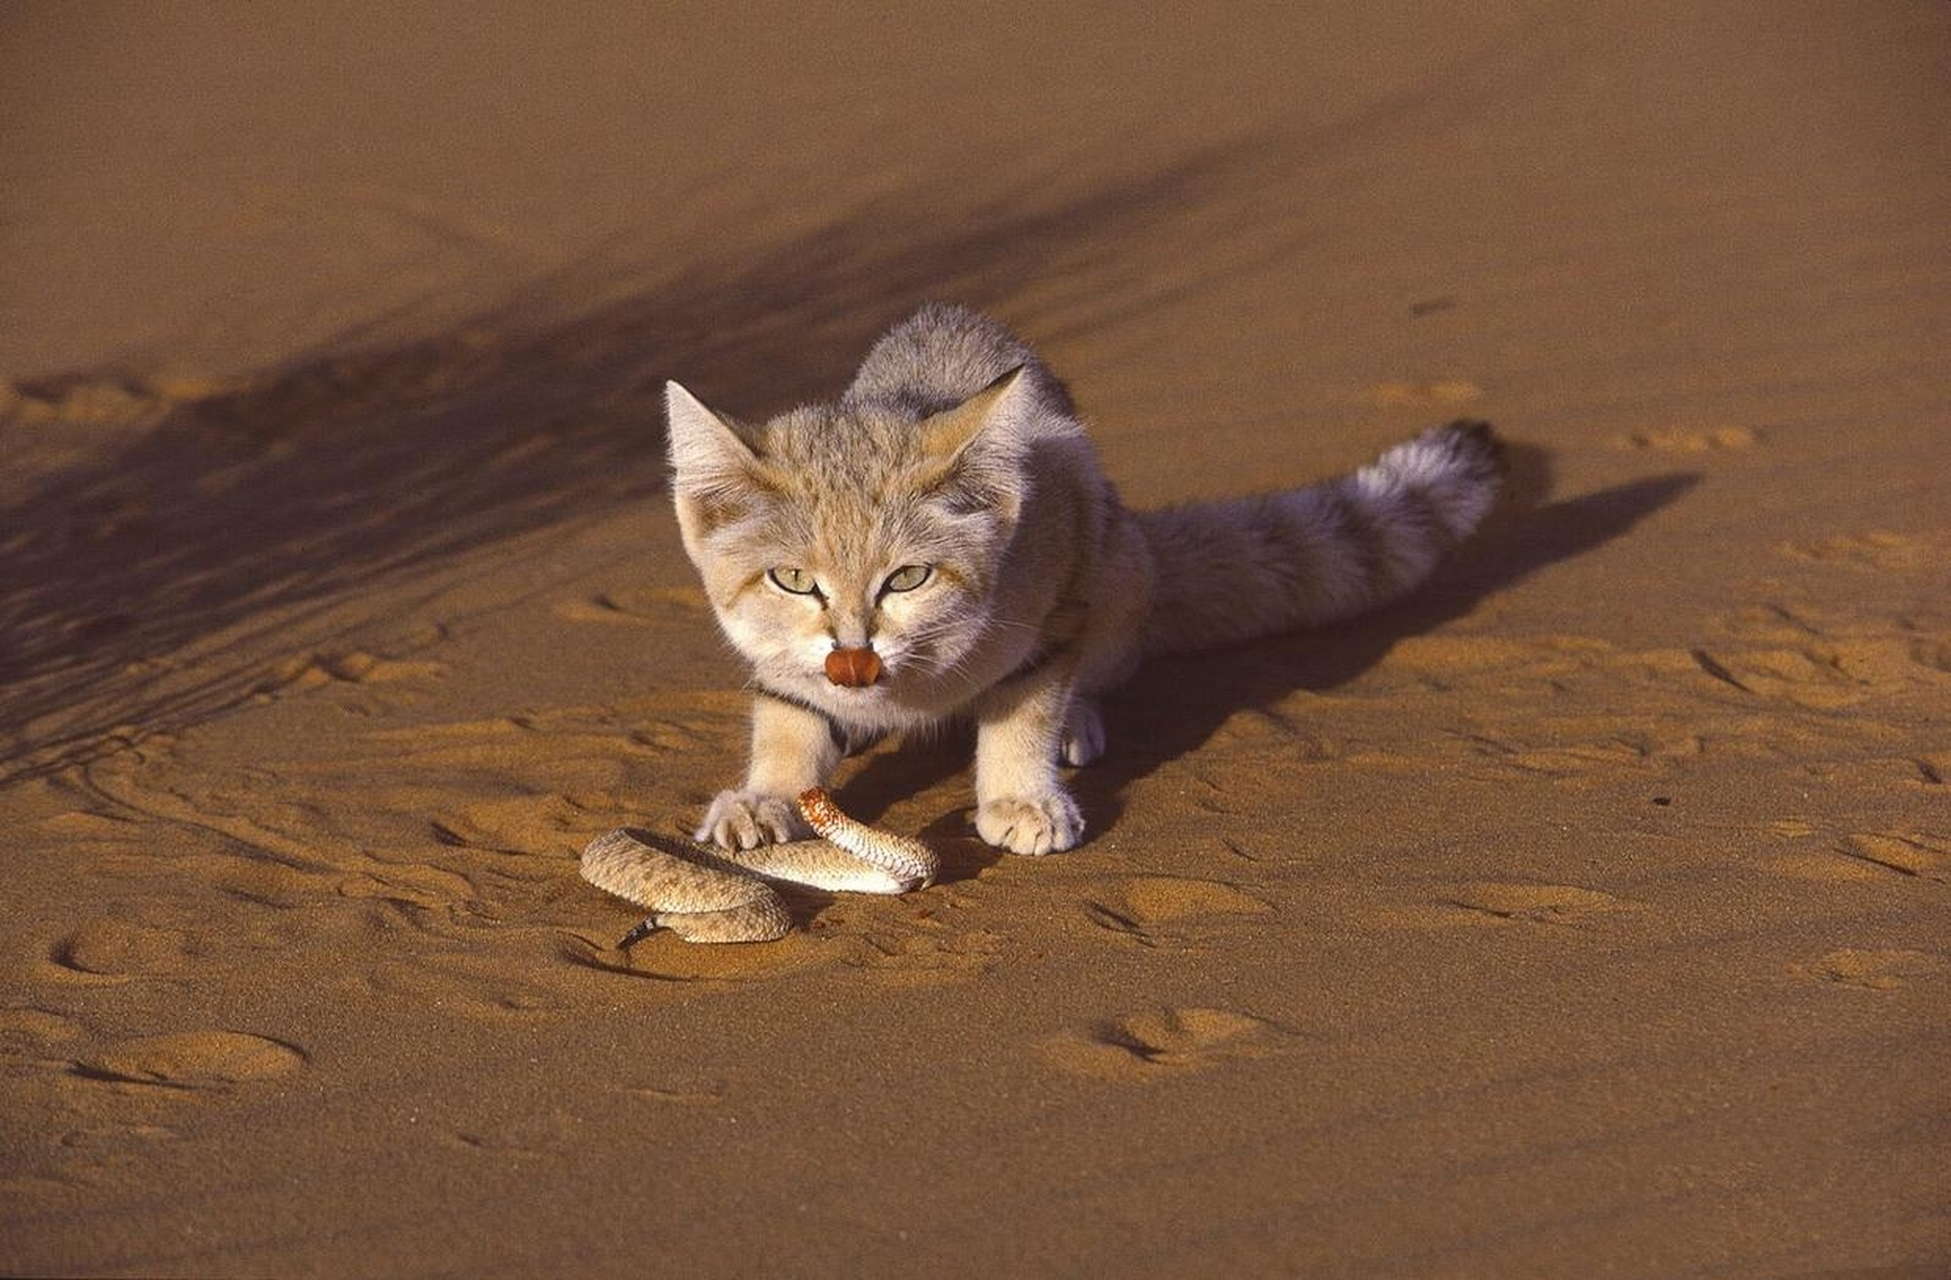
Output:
[3, 2, 1947, 1275]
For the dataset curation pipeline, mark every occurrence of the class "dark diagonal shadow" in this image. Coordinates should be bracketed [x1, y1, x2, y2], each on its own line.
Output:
[0, 142, 1293, 783]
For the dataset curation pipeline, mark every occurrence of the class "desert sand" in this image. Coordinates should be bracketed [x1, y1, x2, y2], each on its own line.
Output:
[2, 2, 1947, 1275]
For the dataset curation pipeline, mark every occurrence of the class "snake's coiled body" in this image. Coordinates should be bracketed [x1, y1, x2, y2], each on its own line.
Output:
[579, 788, 938, 943]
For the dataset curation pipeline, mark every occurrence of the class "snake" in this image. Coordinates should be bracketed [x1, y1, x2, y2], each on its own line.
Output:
[579, 788, 939, 944]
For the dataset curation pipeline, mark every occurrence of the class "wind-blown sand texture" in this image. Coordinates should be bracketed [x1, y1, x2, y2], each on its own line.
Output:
[2, 2, 1946, 1275]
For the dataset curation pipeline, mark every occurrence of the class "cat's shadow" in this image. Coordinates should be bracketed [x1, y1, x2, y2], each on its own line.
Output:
[835, 446, 1696, 845]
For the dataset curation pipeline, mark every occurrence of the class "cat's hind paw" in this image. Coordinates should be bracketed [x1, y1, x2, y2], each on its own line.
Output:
[1060, 700, 1105, 767]
[976, 788, 1084, 856]
[696, 790, 810, 850]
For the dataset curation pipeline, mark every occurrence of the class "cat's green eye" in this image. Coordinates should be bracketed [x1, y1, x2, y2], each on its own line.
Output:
[768, 567, 820, 596]
[882, 564, 932, 594]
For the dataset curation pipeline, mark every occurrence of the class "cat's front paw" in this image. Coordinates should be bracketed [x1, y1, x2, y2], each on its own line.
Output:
[975, 788, 1084, 856]
[696, 789, 810, 850]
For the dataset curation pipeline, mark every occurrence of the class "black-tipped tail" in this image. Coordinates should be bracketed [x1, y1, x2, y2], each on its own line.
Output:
[1138, 420, 1506, 656]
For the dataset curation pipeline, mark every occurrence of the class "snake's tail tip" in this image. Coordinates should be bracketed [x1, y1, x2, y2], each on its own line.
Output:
[617, 918, 661, 949]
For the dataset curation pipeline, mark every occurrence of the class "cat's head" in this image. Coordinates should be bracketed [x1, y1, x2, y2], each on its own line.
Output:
[665, 372, 1033, 718]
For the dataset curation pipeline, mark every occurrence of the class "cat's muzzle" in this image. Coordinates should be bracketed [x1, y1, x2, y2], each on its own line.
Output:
[825, 647, 883, 687]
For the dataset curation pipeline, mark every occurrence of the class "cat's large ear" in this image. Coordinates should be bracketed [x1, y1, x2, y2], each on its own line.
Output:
[667, 381, 761, 480]
[916, 367, 1032, 523]
[666, 381, 771, 542]
[918, 366, 1028, 464]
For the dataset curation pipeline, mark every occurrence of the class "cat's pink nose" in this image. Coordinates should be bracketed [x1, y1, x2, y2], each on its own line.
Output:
[825, 647, 882, 687]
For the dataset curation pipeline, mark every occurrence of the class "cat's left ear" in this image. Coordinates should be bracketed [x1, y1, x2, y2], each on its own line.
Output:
[918, 366, 1030, 464]
[916, 367, 1031, 524]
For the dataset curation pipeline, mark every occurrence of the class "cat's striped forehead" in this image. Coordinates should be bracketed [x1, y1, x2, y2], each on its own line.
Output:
[761, 402, 932, 478]
[743, 403, 999, 588]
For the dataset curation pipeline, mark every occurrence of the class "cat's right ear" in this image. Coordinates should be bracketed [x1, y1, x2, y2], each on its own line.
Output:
[666, 381, 770, 540]
[666, 381, 760, 478]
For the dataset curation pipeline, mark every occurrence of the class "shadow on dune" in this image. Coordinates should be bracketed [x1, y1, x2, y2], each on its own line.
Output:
[1075, 462, 1701, 829]
[0, 142, 1297, 782]
[837, 450, 1699, 835]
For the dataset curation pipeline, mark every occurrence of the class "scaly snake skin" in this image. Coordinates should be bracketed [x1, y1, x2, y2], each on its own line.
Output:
[579, 788, 938, 944]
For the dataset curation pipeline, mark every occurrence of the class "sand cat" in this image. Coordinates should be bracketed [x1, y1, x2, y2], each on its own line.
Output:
[666, 303, 1504, 855]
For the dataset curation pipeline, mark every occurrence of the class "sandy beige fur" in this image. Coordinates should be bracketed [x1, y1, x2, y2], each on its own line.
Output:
[668, 305, 1504, 856]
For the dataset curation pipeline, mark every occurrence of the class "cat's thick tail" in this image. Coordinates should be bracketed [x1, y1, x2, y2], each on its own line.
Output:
[1135, 420, 1506, 657]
